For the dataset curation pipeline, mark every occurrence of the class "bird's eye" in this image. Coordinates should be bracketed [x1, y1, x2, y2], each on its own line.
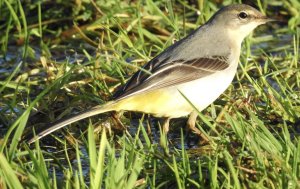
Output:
[238, 11, 248, 19]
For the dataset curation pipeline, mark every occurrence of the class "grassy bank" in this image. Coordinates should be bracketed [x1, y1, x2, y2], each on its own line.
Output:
[0, 0, 300, 188]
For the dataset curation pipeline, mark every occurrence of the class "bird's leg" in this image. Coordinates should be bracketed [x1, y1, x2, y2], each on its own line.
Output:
[160, 117, 170, 155]
[146, 114, 152, 136]
[162, 117, 170, 134]
[111, 111, 126, 131]
[187, 111, 209, 143]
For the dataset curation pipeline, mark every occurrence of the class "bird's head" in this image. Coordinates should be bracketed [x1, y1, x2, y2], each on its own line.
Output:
[208, 4, 274, 41]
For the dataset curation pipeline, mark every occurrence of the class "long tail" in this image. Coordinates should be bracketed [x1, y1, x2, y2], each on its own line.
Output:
[28, 101, 118, 144]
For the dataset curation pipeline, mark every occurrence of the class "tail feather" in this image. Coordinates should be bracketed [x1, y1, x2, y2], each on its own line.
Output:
[28, 101, 117, 144]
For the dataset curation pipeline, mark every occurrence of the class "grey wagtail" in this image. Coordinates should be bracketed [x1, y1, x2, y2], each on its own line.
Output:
[29, 4, 274, 143]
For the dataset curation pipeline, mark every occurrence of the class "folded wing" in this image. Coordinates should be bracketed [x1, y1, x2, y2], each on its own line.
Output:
[113, 56, 229, 100]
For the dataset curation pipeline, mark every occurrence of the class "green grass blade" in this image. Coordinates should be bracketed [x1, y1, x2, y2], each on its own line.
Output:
[0, 153, 23, 189]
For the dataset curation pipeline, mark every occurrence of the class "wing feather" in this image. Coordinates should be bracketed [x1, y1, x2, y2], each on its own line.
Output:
[113, 56, 229, 100]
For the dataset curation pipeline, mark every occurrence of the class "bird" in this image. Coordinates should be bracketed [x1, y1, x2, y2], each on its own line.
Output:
[28, 4, 274, 144]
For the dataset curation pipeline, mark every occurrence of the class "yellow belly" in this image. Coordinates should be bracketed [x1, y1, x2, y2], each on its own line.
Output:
[114, 88, 193, 118]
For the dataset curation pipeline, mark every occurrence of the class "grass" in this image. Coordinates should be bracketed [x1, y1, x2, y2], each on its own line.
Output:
[0, 0, 300, 188]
